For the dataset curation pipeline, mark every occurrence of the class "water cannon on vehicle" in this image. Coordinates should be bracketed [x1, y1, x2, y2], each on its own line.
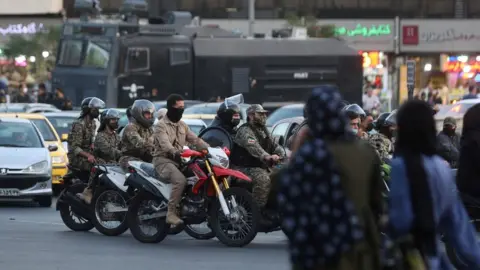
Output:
[74, 0, 101, 21]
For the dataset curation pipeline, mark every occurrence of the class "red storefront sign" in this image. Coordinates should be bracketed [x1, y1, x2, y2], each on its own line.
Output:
[402, 25, 419, 45]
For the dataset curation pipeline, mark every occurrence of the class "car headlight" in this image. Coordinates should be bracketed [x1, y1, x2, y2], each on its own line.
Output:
[51, 156, 66, 164]
[22, 161, 49, 174]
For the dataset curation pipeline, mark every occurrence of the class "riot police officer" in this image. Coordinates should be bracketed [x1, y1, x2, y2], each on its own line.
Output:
[369, 110, 396, 161]
[230, 104, 286, 224]
[71, 97, 105, 202]
[343, 104, 367, 139]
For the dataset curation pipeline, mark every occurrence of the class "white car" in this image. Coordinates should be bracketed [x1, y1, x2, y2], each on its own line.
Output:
[0, 117, 56, 207]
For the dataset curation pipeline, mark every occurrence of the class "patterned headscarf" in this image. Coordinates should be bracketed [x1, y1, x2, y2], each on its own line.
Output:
[278, 85, 364, 269]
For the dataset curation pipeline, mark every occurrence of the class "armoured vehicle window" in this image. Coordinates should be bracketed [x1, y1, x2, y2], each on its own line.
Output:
[84, 40, 111, 69]
[58, 40, 82, 66]
[169, 48, 191, 66]
[126, 47, 149, 72]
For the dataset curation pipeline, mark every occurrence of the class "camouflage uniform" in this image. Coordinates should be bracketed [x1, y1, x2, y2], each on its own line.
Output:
[233, 123, 286, 208]
[368, 132, 393, 161]
[93, 130, 122, 164]
[67, 118, 96, 172]
[118, 122, 154, 170]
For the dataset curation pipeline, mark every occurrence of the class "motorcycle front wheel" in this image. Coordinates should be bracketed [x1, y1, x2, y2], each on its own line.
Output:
[127, 191, 169, 243]
[92, 188, 129, 236]
[209, 187, 259, 247]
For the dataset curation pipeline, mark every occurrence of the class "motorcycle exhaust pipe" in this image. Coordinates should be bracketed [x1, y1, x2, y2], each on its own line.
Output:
[62, 191, 92, 220]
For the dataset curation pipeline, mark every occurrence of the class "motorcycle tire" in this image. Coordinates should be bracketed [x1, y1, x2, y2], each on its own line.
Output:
[168, 224, 185, 235]
[91, 188, 129, 237]
[209, 187, 259, 247]
[59, 183, 94, 232]
[184, 224, 216, 240]
[127, 191, 169, 244]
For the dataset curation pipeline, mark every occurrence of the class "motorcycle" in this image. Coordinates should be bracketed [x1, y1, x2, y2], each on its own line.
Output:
[125, 147, 259, 247]
[56, 164, 132, 236]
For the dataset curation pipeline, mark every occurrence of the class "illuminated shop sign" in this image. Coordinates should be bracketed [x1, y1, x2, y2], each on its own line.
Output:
[336, 24, 391, 37]
[0, 22, 46, 36]
[445, 61, 480, 73]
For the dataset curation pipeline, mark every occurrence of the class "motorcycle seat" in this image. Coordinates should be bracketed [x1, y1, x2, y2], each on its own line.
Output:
[139, 163, 159, 179]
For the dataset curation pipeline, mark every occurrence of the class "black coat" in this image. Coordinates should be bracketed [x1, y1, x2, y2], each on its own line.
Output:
[436, 131, 460, 168]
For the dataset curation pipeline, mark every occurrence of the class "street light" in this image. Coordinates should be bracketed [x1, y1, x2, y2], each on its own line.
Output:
[29, 56, 36, 63]
[42, 51, 49, 58]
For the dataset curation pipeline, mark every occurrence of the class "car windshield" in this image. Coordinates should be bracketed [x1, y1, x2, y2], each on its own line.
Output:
[57, 39, 111, 68]
[266, 106, 304, 127]
[46, 116, 76, 136]
[0, 121, 43, 148]
[30, 119, 57, 141]
[184, 105, 219, 115]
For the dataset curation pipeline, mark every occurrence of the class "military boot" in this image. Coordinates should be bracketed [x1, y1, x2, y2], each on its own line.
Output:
[166, 181, 184, 226]
[76, 188, 93, 204]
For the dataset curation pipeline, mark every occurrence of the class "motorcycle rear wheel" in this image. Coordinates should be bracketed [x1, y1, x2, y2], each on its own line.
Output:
[59, 183, 94, 232]
[127, 191, 169, 243]
[209, 187, 259, 247]
[92, 188, 129, 236]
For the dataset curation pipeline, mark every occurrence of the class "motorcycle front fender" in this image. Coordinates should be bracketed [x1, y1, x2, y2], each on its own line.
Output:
[97, 174, 130, 197]
[212, 166, 251, 182]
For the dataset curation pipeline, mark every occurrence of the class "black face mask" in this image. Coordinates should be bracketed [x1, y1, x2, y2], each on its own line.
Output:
[90, 109, 100, 119]
[108, 120, 119, 131]
[231, 118, 240, 127]
[443, 127, 456, 136]
[366, 122, 374, 132]
[167, 107, 184, 123]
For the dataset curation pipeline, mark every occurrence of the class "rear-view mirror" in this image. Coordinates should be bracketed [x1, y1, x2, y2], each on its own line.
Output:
[48, 145, 58, 152]
[61, 133, 68, 141]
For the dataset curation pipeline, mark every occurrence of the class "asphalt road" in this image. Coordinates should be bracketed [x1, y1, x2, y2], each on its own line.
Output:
[0, 199, 289, 270]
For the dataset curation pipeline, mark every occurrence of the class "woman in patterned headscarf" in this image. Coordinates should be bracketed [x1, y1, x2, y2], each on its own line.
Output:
[278, 85, 383, 270]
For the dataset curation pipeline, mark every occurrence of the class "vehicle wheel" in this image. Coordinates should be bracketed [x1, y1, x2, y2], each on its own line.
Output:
[36, 195, 52, 207]
[168, 224, 185, 235]
[184, 223, 216, 240]
[127, 191, 169, 243]
[92, 188, 129, 236]
[209, 187, 259, 247]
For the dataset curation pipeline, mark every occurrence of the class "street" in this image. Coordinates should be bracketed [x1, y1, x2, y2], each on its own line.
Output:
[0, 200, 289, 270]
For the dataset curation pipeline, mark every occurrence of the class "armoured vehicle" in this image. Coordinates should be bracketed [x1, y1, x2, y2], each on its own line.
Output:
[52, 0, 363, 108]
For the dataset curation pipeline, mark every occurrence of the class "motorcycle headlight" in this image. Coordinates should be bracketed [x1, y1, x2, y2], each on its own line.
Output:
[51, 156, 66, 164]
[22, 161, 49, 174]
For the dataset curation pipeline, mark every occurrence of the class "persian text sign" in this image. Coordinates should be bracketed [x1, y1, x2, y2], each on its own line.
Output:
[400, 19, 480, 52]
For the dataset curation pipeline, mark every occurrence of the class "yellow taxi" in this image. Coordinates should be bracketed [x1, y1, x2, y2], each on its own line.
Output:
[0, 113, 68, 190]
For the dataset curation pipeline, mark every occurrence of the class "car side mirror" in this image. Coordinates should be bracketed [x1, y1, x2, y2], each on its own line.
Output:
[61, 133, 68, 141]
[278, 135, 285, 146]
[48, 145, 58, 152]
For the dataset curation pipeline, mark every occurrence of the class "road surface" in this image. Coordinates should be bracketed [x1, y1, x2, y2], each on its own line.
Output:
[0, 200, 289, 270]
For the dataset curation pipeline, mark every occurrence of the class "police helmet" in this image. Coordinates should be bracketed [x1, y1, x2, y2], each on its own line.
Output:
[131, 99, 155, 128]
[374, 112, 391, 129]
[217, 102, 241, 127]
[343, 104, 366, 120]
[384, 110, 397, 127]
[100, 108, 121, 124]
[80, 97, 105, 117]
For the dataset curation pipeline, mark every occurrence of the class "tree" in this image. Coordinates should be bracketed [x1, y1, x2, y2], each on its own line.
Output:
[284, 14, 337, 38]
[4, 26, 61, 60]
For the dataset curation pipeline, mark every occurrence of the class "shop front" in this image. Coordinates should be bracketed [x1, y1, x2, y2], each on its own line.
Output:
[399, 19, 480, 103]
[0, 18, 63, 46]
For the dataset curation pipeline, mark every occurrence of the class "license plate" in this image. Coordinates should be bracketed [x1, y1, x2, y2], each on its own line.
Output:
[0, 189, 20, 196]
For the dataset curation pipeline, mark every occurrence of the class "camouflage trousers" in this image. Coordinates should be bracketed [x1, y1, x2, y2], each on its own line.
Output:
[235, 167, 271, 208]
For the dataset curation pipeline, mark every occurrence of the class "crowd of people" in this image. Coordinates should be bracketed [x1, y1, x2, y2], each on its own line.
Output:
[64, 84, 480, 270]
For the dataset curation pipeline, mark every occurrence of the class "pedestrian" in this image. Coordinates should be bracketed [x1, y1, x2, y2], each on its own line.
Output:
[457, 103, 480, 198]
[278, 85, 383, 270]
[50, 88, 66, 109]
[13, 82, 32, 103]
[436, 117, 460, 168]
[462, 85, 478, 100]
[37, 83, 50, 104]
[388, 100, 480, 269]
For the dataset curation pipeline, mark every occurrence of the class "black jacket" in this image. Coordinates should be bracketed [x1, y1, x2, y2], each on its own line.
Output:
[209, 117, 237, 135]
[436, 131, 460, 168]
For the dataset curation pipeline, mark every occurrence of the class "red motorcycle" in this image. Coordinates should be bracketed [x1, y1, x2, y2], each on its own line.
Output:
[125, 147, 259, 247]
